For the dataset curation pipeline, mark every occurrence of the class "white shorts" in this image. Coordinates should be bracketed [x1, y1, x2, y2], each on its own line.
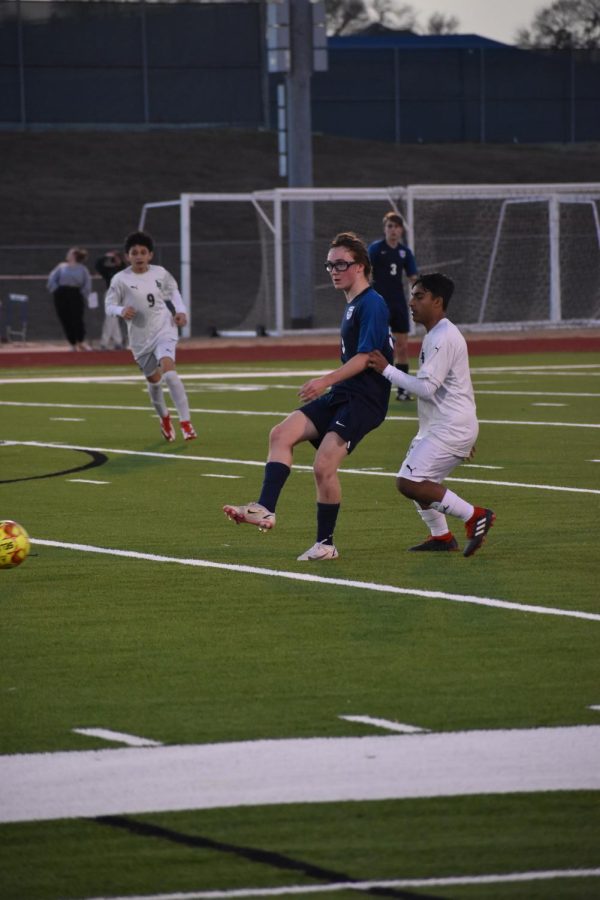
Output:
[398, 435, 466, 483]
[136, 337, 177, 378]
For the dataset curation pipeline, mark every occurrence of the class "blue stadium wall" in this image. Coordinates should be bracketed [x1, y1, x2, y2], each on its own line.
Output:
[1, 0, 599, 142]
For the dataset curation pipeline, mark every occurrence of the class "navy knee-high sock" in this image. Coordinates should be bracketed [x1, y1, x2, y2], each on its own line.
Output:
[258, 461, 290, 512]
[317, 502, 340, 545]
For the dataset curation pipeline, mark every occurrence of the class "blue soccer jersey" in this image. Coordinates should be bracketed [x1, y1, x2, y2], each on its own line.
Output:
[368, 239, 418, 304]
[334, 286, 393, 411]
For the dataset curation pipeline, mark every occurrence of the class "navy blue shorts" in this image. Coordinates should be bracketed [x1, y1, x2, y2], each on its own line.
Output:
[299, 391, 386, 455]
[386, 300, 409, 334]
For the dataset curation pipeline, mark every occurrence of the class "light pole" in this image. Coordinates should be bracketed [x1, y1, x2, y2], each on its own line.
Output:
[266, 0, 328, 328]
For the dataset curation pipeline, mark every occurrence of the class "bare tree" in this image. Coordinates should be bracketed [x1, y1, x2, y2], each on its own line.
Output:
[325, 0, 419, 35]
[371, 0, 418, 31]
[426, 12, 460, 35]
[325, 0, 372, 36]
[516, 0, 600, 49]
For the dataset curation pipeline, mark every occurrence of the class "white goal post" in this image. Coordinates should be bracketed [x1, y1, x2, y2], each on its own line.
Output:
[139, 183, 600, 338]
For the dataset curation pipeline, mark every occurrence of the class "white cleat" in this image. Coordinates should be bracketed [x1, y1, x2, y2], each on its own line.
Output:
[297, 540, 339, 561]
[223, 503, 276, 532]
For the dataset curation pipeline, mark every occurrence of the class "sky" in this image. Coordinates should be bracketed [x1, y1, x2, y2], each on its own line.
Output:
[413, 0, 544, 44]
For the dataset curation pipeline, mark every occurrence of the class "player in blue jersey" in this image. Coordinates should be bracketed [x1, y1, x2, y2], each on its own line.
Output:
[224, 232, 393, 560]
[368, 211, 419, 401]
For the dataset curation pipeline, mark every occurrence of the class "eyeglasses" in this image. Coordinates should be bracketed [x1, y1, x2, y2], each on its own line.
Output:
[324, 260, 358, 273]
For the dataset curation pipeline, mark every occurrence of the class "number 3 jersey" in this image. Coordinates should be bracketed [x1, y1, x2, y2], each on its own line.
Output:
[105, 264, 184, 359]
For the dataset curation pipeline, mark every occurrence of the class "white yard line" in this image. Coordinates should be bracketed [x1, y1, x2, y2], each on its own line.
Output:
[477, 390, 600, 397]
[67, 479, 110, 485]
[5, 441, 600, 496]
[70, 868, 600, 900]
[29, 538, 600, 622]
[339, 715, 427, 734]
[3, 401, 599, 429]
[1, 363, 599, 388]
[72, 728, 163, 747]
[1, 725, 598, 824]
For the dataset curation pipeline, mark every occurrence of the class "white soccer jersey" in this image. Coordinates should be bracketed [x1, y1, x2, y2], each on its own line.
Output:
[105, 264, 184, 359]
[414, 318, 478, 455]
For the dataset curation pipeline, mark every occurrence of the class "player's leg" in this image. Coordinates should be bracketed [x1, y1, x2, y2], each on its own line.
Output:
[224, 410, 318, 530]
[298, 396, 385, 561]
[159, 353, 196, 440]
[297, 431, 346, 561]
[397, 438, 495, 556]
[390, 299, 412, 400]
[137, 350, 174, 441]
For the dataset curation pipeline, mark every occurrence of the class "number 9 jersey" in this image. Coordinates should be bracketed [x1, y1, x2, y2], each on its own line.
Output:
[105, 264, 184, 359]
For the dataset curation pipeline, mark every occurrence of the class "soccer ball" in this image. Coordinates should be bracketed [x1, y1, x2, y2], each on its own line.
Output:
[0, 520, 31, 569]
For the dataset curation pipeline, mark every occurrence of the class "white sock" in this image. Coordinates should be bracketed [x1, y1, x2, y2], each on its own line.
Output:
[431, 489, 474, 522]
[416, 503, 450, 537]
[163, 370, 190, 421]
[147, 381, 168, 417]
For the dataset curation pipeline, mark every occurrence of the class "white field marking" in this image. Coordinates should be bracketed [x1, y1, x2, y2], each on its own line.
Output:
[0, 369, 330, 386]
[29, 538, 600, 622]
[186, 385, 270, 392]
[201, 474, 242, 479]
[72, 728, 163, 747]
[532, 402, 567, 407]
[339, 715, 428, 734]
[0, 363, 598, 388]
[0, 401, 289, 417]
[588, 705, 600, 711]
[2, 401, 599, 430]
[4, 441, 600, 496]
[469, 364, 600, 373]
[67, 479, 110, 485]
[67, 869, 600, 900]
[477, 389, 600, 397]
[50, 416, 85, 421]
[386, 414, 600, 429]
[1, 725, 599, 824]
[460, 463, 503, 469]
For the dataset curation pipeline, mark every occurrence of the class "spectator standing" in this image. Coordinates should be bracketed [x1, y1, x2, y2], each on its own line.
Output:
[368, 273, 495, 557]
[368, 211, 418, 400]
[105, 230, 197, 443]
[47, 247, 92, 351]
[96, 250, 127, 349]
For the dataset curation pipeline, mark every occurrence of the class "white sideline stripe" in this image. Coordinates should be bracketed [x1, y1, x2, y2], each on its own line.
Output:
[50, 416, 86, 421]
[532, 402, 567, 407]
[0, 370, 331, 386]
[70, 868, 600, 900]
[1, 363, 598, 387]
[388, 413, 600, 429]
[67, 479, 109, 485]
[339, 715, 427, 734]
[5, 441, 600, 496]
[478, 390, 600, 397]
[588, 705, 600, 711]
[72, 728, 162, 747]
[29, 538, 600, 622]
[1, 726, 599, 824]
[201, 474, 242, 479]
[2, 401, 600, 430]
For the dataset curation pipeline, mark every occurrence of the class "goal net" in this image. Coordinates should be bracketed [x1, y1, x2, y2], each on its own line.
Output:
[139, 183, 600, 337]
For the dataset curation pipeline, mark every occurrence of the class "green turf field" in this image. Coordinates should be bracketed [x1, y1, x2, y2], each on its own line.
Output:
[1, 351, 599, 900]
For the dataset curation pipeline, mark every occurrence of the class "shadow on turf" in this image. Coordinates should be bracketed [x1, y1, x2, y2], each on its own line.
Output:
[95, 815, 445, 900]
